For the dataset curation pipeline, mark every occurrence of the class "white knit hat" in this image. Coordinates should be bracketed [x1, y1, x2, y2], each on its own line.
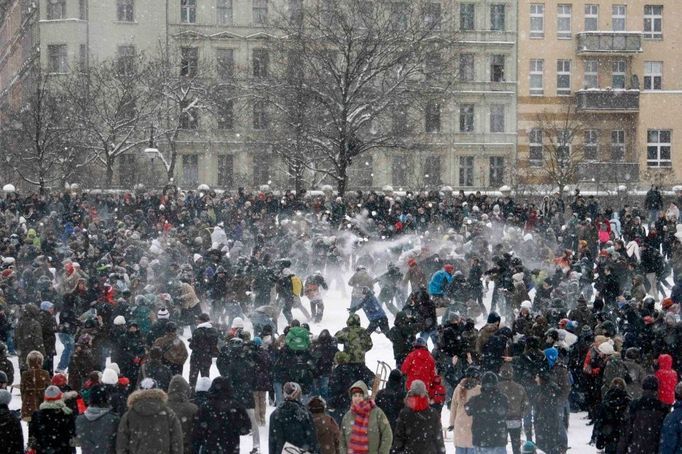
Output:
[108, 362, 121, 376]
[102, 368, 118, 385]
[598, 341, 615, 355]
[113, 315, 126, 326]
[157, 308, 170, 319]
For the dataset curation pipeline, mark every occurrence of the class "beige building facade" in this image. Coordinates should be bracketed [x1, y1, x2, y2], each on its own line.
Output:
[517, 0, 682, 189]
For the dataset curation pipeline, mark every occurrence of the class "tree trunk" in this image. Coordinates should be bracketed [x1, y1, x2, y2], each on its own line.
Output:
[337, 163, 348, 196]
[105, 158, 114, 188]
[294, 169, 305, 194]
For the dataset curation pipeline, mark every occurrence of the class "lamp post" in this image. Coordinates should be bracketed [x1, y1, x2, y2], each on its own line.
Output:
[143, 125, 171, 179]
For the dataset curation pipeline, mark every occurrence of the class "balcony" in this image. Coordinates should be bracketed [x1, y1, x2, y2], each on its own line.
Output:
[576, 32, 642, 55]
[577, 162, 639, 183]
[576, 89, 639, 113]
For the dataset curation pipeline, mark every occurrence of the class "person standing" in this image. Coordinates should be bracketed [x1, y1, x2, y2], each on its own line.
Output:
[465, 372, 508, 454]
[188, 313, 219, 391]
[308, 396, 341, 454]
[339, 381, 393, 454]
[75, 384, 119, 454]
[166, 375, 198, 454]
[152, 322, 188, 377]
[660, 382, 682, 452]
[38, 301, 58, 375]
[269, 382, 320, 454]
[28, 385, 76, 454]
[618, 376, 669, 454]
[392, 380, 446, 454]
[20, 350, 50, 421]
[0, 389, 23, 454]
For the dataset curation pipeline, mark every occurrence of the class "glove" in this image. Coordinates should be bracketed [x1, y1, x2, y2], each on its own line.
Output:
[447, 426, 454, 431]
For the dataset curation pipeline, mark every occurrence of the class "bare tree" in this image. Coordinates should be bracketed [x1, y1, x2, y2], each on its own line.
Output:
[265, 0, 455, 195]
[61, 55, 157, 187]
[535, 102, 585, 200]
[0, 76, 90, 193]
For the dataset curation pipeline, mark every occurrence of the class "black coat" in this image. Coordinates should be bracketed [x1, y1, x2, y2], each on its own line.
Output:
[311, 338, 339, 378]
[192, 397, 251, 454]
[29, 406, 76, 454]
[392, 397, 446, 454]
[140, 360, 173, 392]
[217, 343, 256, 408]
[375, 374, 405, 432]
[594, 387, 630, 451]
[0, 405, 23, 454]
[465, 388, 508, 448]
[534, 381, 565, 454]
[253, 346, 273, 392]
[618, 393, 669, 454]
[269, 400, 320, 454]
[328, 363, 375, 412]
[189, 324, 219, 366]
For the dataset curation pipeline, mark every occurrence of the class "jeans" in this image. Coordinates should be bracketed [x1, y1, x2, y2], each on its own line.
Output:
[420, 329, 438, 346]
[274, 381, 283, 406]
[315, 376, 330, 401]
[367, 317, 390, 336]
[6, 328, 15, 355]
[474, 448, 507, 454]
[57, 333, 74, 371]
[189, 360, 211, 392]
[456, 448, 477, 454]
[246, 409, 260, 448]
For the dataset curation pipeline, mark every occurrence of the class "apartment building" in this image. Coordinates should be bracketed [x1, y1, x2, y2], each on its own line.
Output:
[517, 0, 682, 188]
[0, 0, 519, 190]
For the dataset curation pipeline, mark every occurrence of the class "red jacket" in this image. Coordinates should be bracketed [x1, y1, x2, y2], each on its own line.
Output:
[401, 345, 436, 394]
[656, 354, 678, 405]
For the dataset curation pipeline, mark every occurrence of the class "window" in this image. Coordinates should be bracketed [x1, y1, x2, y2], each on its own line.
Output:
[460, 3, 475, 31]
[557, 59, 571, 95]
[490, 4, 505, 31]
[392, 105, 408, 136]
[79, 44, 87, 71]
[643, 5, 662, 39]
[529, 59, 544, 95]
[612, 5, 625, 31]
[424, 156, 442, 186]
[182, 155, 199, 187]
[490, 55, 505, 82]
[350, 156, 373, 188]
[647, 130, 672, 167]
[459, 104, 474, 132]
[459, 54, 474, 81]
[47, 44, 68, 73]
[216, 99, 234, 129]
[612, 60, 626, 89]
[216, 49, 235, 80]
[253, 154, 271, 186]
[584, 4, 598, 31]
[459, 156, 474, 187]
[424, 2, 442, 30]
[584, 60, 598, 89]
[252, 49, 269, 78]
[584, 130, 599, 160]
[557, 4, 572, 38]
[490, 104, 505, 133]
[181, 0, 196, 23]
[530, 4, 544, 38]
[253, 0, 268, 25]
[557, 130, 572, 162]
[118, 155, 137, 187]
[425, 101, 441, 133]
[644, 61, 662, 90]
[611, 130, 625, 160]
[253, 100, 268, 129]
[320, 0, 333, 26]
[529, 128, 543, 165]
[79, 0, 87, 19]
[290, 0, 303, 24]
[47, 0, 66, 20]
[424, 51, 441, 82]
[217, 0, 233, 25]
[117, 0, 134, 22]
[117, 45, 135, 76]
[180, 100, 199, 129]
[392, 156, 408, 186]
[390, 2, 408, 30]
[489, 157, 505, 186]
[218, 155, 234, 188]
[180, 47, 198, 77]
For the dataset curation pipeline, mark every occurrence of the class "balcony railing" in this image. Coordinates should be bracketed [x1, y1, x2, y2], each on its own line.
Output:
[576, 32, 642, 55]
[577, 162, 639, 183]
[576, 89, 639, 112]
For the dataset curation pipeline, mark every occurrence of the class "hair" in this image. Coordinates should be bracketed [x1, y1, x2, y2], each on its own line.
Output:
[459, 377, 479, 400]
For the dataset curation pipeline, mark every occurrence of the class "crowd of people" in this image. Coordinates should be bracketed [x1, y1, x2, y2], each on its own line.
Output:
[0, 184, 680, 453]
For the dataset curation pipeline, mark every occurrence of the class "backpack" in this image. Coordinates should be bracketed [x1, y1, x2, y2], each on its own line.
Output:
[286, 326, 311, 351]
[291, 275, 304, 297]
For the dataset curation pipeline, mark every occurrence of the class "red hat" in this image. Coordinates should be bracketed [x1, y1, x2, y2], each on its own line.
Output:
[444, 264, 455, 274]
[559, 318, 569, 329]
[662, 298, 674, 309]
[51, 373, 67, 387]
[643, 316, 655, 325]
[407, 258, 417, 267]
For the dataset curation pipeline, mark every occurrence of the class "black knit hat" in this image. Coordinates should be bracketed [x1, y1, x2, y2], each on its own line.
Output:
[642, 375, 659, 392]
[481, 371, 499, 390]
[487, 312, 501, 324]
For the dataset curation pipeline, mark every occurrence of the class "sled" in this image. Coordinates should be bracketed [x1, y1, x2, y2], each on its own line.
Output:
[371, 360, 392, 395]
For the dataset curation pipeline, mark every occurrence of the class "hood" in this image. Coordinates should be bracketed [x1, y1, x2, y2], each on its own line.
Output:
[127, 389, 168, 416]
[167, 375, 191, 403]
[346, 313, 361, 327]
[348, 380, 369, 398]
[658, 354, 673, 370]
[386, 369, 403, 390]
[84, 406, 112, 421]
[196, 321, 213, 329]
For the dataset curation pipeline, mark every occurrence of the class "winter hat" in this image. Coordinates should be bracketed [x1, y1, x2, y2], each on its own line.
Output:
[0, 389, 10, 406]
[283, 382, 302, 401]
[520, 300, 532, 310]
[44, 385, 63, 401]
[51, 373, 67, 387]
[102, 368, 119, 385]
[662, 298, 674, 310]
[197, 313, 211, 323]
[521, 441, 537, 453]
[487, 312, 501, 324]
[139, 378, 158, 390]
[252, 336, 263, 347]
[625, 347, 640, 361]
[465, 366, 481, 379]
[89, 385, 110, 407]
[40, 301, 54, 311]
[598, 341, 615, 356]
[157, 307, 170, 319]
[481, 371, 499, 390]
[544, 347, 559, 369]
[193, 253, 202, 263]
[408, 379, 428, 397]
[113, 315, 126, 326]
[407, 258, 417, 267]
[195, 376, 212, 393]
[414, 337, 428, 347]
[108, 363, 121, 376]
[642, 375, 659, 392]
[308, 396, 327, 413]
[444, 264, 455, 274]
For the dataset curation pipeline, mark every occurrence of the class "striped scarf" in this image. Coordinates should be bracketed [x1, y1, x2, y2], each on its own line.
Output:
[349, 399, 375, 454]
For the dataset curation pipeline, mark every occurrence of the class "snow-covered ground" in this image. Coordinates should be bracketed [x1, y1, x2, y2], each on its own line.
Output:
[7, 285, 598, 453]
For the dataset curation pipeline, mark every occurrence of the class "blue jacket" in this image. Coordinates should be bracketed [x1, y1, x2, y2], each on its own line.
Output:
[351, 293, 386, 321]
[660, 400, 682, 453]
[428, 270, 453, 297]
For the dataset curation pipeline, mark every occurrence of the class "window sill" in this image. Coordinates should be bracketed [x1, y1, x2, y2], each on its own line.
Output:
[557, 35, 572, 40]
[113, 21, 138, 24]
[529, 35, 545, 39]
[643, 36, 663, 40]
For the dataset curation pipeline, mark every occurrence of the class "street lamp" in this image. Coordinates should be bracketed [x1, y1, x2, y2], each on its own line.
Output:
[143, 125, 170, 174]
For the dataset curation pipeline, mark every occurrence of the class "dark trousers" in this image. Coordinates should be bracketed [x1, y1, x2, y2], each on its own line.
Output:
[366, 316, 390, 336]
[507, 427, 522, 454]
[189, 359, 211, 391]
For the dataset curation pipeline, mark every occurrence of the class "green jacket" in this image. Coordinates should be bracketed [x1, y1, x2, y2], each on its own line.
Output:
[339, 381, 393, 454]
[334, 315, 373, 364]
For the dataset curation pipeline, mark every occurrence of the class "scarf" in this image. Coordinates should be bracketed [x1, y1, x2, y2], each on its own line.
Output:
[349, 399, 375, 454]
[39, 400, 72, 415]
